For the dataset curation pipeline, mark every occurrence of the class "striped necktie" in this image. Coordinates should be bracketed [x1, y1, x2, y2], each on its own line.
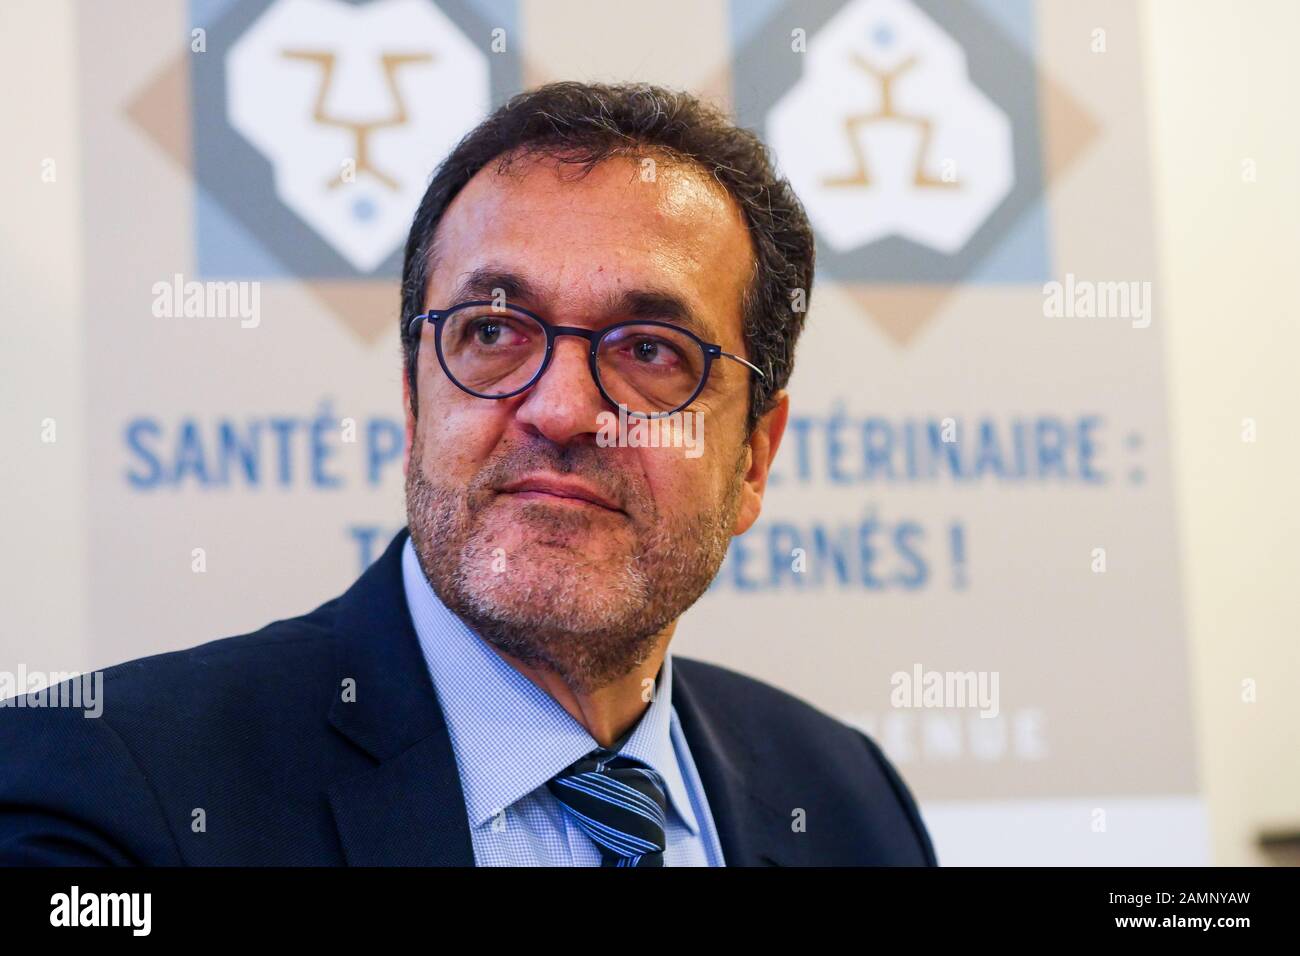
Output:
[546, 747, 668, 867]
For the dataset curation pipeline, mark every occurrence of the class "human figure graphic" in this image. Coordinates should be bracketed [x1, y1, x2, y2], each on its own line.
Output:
[822, 52, 959, 190]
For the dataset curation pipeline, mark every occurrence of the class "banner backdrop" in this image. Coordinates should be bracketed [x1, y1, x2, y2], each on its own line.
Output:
[73, 0, 1203, 863]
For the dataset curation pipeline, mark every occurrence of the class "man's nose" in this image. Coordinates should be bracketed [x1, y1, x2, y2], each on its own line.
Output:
[512, 335, 608, 445]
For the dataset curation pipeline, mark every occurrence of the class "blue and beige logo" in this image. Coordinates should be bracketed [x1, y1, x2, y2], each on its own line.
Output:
[732, 0, 1098, 343]
[127, 0, 520, 341]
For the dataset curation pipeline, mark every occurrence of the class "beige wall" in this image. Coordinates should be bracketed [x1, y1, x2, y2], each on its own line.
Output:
[0, 0, 88, 674]
[0, 0, 1294, 865]
[1145, 0, 1300, 866]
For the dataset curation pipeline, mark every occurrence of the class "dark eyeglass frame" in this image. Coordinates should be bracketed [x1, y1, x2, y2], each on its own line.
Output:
[407, 299, 765, 419]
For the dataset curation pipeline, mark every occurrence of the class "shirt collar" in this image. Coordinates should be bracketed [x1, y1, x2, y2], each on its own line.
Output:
[400, 537, 699, 834]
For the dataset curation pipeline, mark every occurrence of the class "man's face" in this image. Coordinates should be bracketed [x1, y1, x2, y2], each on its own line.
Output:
[404, 152, 786, 693]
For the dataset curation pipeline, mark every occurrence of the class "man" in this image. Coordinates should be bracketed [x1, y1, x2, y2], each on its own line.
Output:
[0, 82, 935, 866]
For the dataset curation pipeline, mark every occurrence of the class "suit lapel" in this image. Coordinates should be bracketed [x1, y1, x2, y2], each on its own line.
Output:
[326, 734, 473, 866]
[325, 529, 475, 866]
[671, 660, 813, 867]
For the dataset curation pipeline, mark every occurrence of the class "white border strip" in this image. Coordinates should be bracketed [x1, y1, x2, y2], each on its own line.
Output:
[919, 795, 1210, 865]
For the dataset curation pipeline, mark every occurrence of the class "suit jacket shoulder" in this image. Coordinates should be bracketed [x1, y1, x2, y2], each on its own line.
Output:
[0, 603, 361, 865]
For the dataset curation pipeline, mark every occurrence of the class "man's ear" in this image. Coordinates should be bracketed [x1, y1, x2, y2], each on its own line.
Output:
[402, 369, 415, 479]
[732, 390, 789, 537]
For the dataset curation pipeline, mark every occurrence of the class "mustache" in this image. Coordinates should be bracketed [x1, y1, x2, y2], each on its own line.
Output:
[469, 439, 638, 513]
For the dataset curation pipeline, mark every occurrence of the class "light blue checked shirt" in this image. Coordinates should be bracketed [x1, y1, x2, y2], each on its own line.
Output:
[400, 537, 726, 866]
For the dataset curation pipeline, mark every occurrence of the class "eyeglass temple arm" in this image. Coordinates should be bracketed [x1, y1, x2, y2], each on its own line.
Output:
[719, 350, 766, 380]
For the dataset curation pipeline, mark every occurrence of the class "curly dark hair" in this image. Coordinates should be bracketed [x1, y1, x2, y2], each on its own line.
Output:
[400, 81, 815, 433]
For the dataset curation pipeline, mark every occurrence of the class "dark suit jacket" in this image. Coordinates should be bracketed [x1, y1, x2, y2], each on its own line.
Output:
[0, 529, 937, 866]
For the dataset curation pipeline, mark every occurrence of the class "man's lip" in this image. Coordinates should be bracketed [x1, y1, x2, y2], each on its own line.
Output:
[497, 475, 624, 513]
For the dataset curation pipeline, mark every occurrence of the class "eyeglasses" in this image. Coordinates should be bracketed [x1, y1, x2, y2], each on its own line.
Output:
[407, 300, 764, 419]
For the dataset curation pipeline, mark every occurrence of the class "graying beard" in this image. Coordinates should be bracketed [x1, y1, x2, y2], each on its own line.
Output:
[404, 435, 742, 693]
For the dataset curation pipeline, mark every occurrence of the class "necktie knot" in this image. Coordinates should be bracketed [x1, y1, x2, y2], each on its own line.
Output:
[546, 748, 668, 867]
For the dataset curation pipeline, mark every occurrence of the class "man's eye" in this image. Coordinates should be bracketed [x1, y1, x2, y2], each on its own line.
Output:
[630, 338, 680, 366]
[467, 318, 527, 347]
